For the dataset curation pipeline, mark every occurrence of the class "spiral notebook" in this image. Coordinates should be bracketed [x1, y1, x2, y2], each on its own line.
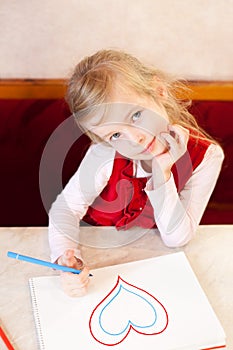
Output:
[29, 252, 226, 350]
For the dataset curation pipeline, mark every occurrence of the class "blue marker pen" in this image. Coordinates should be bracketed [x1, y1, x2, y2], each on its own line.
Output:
[7, 251, 93, 276]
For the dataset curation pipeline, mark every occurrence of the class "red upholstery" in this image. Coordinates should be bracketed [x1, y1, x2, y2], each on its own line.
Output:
[0, 99, 232, 226]
[189, 101, 233, 224]
[0, 99, 90, 226]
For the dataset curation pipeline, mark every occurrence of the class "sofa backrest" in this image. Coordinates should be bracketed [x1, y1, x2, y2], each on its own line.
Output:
[0, 80, 232, 226]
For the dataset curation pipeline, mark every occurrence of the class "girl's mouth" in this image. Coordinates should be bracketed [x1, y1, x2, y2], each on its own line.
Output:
[141, 137, 156, 154]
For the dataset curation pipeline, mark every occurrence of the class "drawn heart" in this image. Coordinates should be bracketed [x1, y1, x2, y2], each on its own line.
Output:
[89, 276, 168, 346]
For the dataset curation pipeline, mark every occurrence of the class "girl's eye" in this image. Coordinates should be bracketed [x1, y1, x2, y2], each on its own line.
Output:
[132, 111, 142, 122]
[110, 132, 121, 141]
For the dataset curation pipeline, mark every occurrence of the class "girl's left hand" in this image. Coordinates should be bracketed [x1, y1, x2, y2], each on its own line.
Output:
[152, 124, 189, 185]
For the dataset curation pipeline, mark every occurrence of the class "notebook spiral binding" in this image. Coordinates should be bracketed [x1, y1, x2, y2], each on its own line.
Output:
[29, 278, 46, 350]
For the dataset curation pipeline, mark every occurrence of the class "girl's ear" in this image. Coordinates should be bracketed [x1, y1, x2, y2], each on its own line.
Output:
[157, 85, 167, 98]
[152, 76, 168, 99]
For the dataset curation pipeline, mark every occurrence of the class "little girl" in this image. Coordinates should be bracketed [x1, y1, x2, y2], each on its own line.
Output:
[48, 49, 224, 297]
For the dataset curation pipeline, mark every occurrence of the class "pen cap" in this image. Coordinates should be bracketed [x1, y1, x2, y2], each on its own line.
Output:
[7, 252, 17, 259]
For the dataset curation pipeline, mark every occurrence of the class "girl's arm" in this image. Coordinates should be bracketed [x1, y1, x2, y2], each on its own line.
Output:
[48, 143, 115, 263]
[146, 142, 224, 247]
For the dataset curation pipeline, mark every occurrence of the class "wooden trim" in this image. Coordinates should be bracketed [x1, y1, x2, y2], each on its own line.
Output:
[186, 81, 233, 101]
[0, 79, 232, 100]
[0, 79, 66, 99]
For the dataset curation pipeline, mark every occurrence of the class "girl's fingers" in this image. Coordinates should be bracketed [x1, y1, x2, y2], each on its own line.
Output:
[160, 132, 177, 149]
[157, 124, 189, 164]
[62, 273, 90, 288]
[61, 266, 90, 282]
[160, 125, 189, 149]
[58, 249, 84, 270]
[66, 266, 90, 285]
[59, 249, 75, 267]
[60, 267, 90, 297]
[62, 281, 89, 297]
[58, 250, 90, 296]
[64, 285, 89, 297]
[57, 251, 90, 297]
[168, 124, 189, 144]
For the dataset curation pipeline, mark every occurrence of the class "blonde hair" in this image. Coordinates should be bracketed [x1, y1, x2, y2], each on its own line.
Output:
[66, 49, 215, 143]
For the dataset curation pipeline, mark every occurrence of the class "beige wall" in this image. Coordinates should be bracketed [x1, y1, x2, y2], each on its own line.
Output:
[0, 0, 232, 80]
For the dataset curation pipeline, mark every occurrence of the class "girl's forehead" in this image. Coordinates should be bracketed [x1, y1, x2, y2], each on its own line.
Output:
[108, 81, 149, 104]
[80, 103, 143, 128]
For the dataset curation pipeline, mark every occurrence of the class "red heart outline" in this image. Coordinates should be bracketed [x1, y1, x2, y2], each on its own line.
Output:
[89, 275, 169, 346]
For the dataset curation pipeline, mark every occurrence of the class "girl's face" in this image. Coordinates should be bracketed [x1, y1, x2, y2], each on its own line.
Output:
[79, 84, 170, 163]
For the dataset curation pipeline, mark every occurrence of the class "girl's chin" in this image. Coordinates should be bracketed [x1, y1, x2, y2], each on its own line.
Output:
[119, 142, 168, 160]
[140, 146, 167, 159]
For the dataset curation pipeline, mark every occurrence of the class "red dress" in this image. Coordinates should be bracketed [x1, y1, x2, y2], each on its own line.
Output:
[82, 135, 210, 230]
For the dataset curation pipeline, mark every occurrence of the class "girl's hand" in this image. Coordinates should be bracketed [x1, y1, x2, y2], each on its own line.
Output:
[57, 249, 90, 297]
[152, 124, 189, 186]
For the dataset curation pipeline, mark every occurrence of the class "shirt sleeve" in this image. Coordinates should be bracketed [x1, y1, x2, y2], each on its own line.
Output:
[145, 143, 224, 247]
[48, 143, 115, 262]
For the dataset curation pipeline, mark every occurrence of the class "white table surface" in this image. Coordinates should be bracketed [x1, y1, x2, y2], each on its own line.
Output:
[0, 225, 232, 350]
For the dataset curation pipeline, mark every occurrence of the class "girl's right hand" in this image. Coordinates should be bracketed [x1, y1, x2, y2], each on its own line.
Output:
[152, 124, 189, 186]
[57, 249, 90, 297]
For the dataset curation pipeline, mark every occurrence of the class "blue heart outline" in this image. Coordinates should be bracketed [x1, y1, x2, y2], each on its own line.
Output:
[99, 283, 157, 336]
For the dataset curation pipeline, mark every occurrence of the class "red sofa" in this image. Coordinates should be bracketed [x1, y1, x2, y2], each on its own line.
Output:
[1, 97, 233, 226]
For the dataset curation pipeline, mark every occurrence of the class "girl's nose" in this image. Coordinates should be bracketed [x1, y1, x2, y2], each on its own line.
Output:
[127, 128, 145, 144]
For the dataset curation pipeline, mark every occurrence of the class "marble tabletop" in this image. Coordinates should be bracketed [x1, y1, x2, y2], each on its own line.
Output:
[0, 225, 232, 350]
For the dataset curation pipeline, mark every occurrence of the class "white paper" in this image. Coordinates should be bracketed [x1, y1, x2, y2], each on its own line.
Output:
[29, 252, 226, 350]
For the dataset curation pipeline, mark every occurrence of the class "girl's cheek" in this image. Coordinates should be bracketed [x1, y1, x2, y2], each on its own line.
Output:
[154, 117, 169, 136]
[153, 137, 168, 155]
[111, 140, 135, 156]
[109, 140, 124, 153]
[143, 111, 169, 136]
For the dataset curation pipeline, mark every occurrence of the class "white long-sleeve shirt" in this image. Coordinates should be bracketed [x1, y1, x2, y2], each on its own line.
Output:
[48, 142, 224, 262]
